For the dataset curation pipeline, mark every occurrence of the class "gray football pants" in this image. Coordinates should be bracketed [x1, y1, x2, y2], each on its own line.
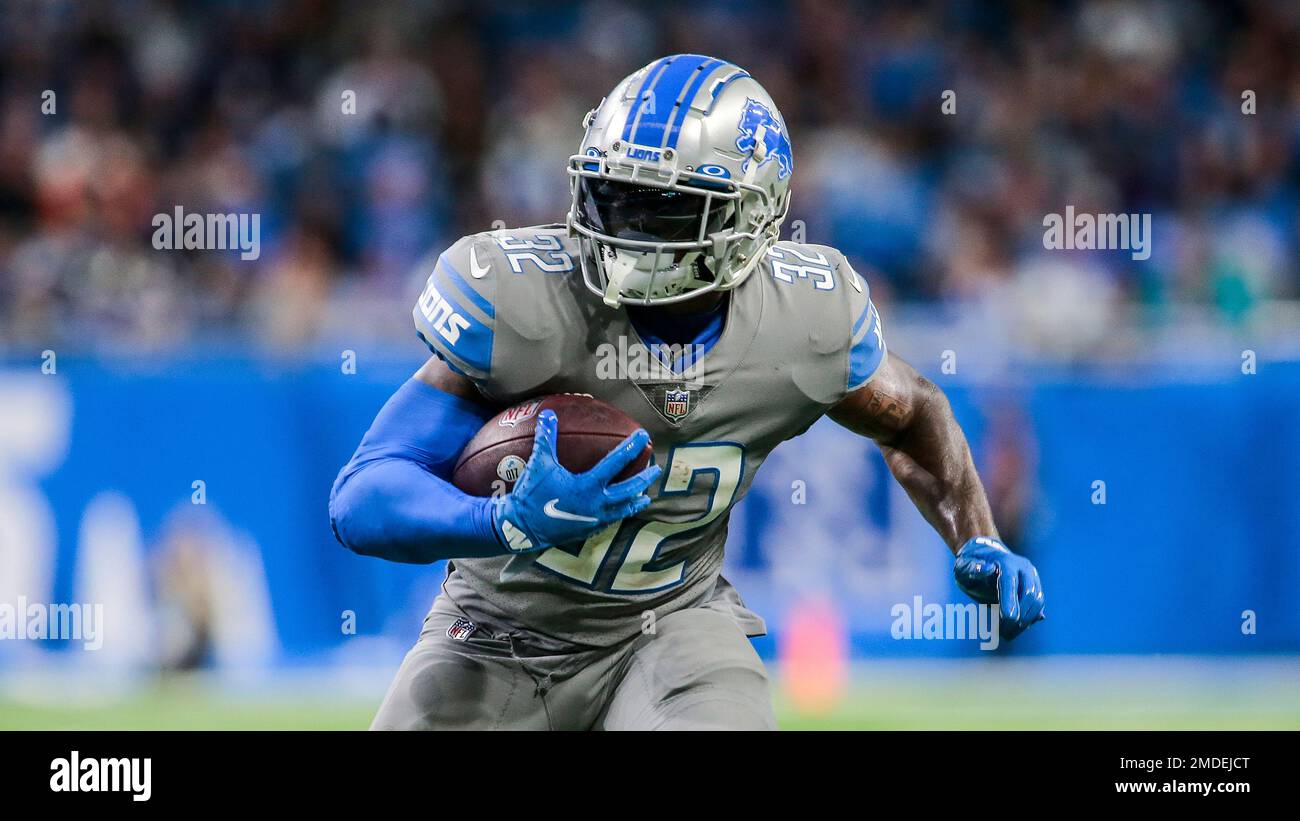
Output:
[369, 597, 777, 730]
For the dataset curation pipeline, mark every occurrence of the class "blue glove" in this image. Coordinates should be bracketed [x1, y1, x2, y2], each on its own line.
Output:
[954, 537, 1045, 641]
[491, 409, 661, 553]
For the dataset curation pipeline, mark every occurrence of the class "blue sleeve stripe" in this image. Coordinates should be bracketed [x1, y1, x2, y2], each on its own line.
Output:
[851, 299, 873, 337]
[414, 329, 472, 379]
[414, 325, 488, 380]
[848, 305, 886, 389]
[412, 278, 493, 376]
[435, 254, 495, 320]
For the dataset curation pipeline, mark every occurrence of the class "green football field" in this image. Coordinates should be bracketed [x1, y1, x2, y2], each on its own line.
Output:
[3, 657, 1298, 730]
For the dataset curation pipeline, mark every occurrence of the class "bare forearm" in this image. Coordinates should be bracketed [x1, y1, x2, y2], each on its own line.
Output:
[829, 355, 996, 553]
[878, 388, 996, 551]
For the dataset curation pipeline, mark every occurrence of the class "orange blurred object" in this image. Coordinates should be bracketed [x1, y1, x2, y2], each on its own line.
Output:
[779, 598, 849, 715]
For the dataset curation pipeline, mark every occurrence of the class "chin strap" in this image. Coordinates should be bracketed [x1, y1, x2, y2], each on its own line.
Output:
[602, 247, 638, 307]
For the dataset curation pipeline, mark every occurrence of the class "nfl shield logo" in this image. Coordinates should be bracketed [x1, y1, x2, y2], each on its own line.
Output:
[498, 399, 542, 428]
[664, 388, 690, 422]
[446, 617, 476, 641]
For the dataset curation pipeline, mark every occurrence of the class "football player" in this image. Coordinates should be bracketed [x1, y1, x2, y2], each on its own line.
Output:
[330, 54, 1044, 730]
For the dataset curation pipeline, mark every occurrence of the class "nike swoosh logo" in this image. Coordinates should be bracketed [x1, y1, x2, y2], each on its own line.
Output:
[469, 246, 490, 279]
[543, 499, 598, 523]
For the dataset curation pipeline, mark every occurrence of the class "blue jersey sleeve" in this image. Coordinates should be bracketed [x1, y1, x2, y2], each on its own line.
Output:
[412, 234, 498, 381]
[825, 251, 887, 392]
[847, 292, 887, 392]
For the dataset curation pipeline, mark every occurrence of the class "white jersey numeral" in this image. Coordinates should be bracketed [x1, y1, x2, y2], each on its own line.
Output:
[497, 234, 574, 274]
[535, 443, 744, 593]
[611, 443, 743, 592]
[768, 246, 835, 290]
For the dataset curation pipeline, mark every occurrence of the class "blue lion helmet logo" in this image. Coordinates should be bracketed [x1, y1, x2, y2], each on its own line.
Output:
[735, 98, 792, 180]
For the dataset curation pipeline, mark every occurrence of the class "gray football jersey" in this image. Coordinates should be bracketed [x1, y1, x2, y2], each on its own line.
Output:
[412, 225, 886, 647]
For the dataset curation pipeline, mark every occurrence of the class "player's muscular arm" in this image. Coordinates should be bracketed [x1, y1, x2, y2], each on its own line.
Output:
[828, 352, 995, 553]
[829, 352, 1045, 639]
[330, 356, 659, 562]
[329, 357, 505, 563]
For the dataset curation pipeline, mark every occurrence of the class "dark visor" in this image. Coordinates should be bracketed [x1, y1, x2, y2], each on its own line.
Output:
[577, 178, 734, 243]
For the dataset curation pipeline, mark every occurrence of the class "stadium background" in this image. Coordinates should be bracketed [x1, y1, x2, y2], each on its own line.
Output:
[1, 0, 1298, 728]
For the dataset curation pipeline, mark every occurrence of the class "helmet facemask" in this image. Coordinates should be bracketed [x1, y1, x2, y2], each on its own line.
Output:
[567, 151, 787, 307]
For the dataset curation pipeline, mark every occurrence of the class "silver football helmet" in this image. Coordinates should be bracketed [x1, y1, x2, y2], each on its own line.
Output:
[567, 54, 793, 307]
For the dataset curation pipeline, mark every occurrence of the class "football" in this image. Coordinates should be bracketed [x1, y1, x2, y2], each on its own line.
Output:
[451, 394, 654, 496]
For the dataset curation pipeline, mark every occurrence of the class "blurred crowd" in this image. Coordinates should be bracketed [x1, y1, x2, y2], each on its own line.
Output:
[0, 0, 1297, 353]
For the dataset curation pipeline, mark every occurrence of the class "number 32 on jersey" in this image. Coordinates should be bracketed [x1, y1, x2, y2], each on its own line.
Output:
[535, 443, 744, 593]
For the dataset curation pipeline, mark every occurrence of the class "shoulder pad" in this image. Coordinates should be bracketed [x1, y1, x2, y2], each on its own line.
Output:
[763, 241, 886, 392]
[412, 234, 499, 379]
[412, 226, 580, 385]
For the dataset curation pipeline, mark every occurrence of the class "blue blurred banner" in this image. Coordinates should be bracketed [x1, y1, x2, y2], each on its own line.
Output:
[1, 354, 1296, 670]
